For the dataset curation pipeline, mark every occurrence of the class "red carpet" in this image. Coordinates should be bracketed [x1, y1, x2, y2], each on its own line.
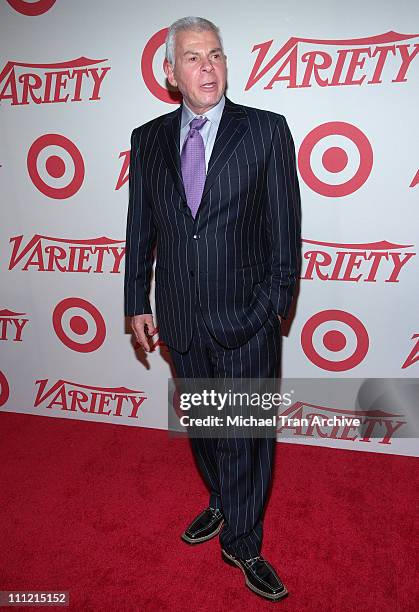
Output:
[0, 412, 417, 611]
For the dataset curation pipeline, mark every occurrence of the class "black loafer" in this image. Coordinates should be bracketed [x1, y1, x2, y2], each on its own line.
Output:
[181, 507, 224, 544]
[221, 548, 288, 601]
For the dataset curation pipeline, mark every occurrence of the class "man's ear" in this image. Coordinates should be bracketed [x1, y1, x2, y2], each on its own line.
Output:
[163, 59, 177, 87]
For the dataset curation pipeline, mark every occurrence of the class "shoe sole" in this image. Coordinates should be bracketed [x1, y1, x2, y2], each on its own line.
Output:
[221, 549, 288, 601]
[181, 519, 224, 544]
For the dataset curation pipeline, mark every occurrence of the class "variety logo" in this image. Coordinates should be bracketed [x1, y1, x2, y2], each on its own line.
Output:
[34, 379, 147, 418]
[402, 334, 419, 369]
[8, 235, 125, 273]
[0, 57, 110, 105]
[27, 134, 85, 199]
[298, 122, 373, 196]
[0, 371, 10, 408]
[0, 308, 29, 342]
[409, 170, 419, 188]
[301, 239, 415, 282]
[141, 27, 182, 103]
[301, 309, 369, 371]
[116, 149, 130, 190]
[277, 401, 406, 445]
[52, 297, 106, 353]
[246, 31, 419, 90]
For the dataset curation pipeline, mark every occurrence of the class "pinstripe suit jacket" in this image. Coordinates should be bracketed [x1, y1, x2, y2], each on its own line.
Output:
[124, 96, 301, 352]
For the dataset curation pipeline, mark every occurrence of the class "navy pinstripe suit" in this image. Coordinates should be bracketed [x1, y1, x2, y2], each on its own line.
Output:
[124, 96, 301, 558]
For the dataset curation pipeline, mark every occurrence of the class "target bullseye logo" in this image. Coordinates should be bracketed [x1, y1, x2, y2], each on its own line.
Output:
[0, 371, 10, 408]
[27, 134, 85, 199]
[141, 28, 182, 104]
[298, 122, 373, 197]
[6, 0, 56, 16]
[301, 309, 369, 371]
[53, 298, 106, 353]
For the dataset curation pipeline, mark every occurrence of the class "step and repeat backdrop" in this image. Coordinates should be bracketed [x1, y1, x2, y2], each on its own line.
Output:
[1, 0, 418, 456]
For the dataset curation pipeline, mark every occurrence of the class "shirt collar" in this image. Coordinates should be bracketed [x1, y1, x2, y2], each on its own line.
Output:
[181, 95, 225, 129]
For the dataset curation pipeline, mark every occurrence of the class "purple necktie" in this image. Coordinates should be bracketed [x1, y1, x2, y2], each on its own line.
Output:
[181, 116, 208, 218]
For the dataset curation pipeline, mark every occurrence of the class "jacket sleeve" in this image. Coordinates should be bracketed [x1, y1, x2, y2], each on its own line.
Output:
[264, 115, 302, 319]
[124, 127, 157, 316]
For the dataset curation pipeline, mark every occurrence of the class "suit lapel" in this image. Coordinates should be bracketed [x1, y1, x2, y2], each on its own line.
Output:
[201, 97, 248, 200]
[157, 105, 187, 205]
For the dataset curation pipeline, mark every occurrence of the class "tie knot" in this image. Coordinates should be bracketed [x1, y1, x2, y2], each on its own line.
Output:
[190, 116, 208, 132]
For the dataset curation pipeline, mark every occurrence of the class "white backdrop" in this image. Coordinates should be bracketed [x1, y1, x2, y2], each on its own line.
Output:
[1, 0, 418, 457]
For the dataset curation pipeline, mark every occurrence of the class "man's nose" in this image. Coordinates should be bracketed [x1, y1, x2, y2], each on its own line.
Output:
[201, 58, 214, 71]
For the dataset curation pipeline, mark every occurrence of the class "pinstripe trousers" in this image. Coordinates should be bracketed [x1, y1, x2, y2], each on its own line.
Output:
[167, 300, 282, 559]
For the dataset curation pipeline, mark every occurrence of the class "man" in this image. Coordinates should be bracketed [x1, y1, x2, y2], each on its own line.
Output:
[124, 16, 301, 601]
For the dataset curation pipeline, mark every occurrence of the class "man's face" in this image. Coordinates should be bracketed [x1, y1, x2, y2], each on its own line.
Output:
[164, 28, 227, 115]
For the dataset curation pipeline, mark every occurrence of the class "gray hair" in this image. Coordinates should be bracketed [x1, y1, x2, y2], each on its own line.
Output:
[165, 16, 224, 66]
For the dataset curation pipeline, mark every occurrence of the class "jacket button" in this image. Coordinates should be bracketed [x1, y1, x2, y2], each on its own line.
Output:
[193, 234, 199, 239]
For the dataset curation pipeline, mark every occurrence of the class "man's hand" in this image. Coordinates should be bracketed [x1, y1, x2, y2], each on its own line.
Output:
[131, 314, 156, 352]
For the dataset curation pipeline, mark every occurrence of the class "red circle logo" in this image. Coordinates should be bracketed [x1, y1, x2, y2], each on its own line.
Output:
[53, 298, 106, 353]
[27, 134, 85, 199]
[6, 0, 56, 16]
[0, 371, 10, 408]
[141, 28, 182, 104]
[298, 122, 373, 197]
[301, 309, 369, 371]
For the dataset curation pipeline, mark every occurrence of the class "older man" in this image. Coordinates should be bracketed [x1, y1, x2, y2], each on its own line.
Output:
[124, 16, 301, 601]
